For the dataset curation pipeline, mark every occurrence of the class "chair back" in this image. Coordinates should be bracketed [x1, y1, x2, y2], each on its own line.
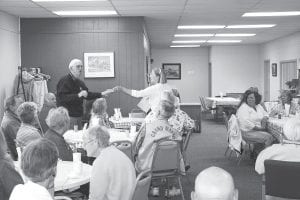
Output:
[223, 112, 229, 130]
[264, 101, 279, 113]
[132, 170, 152, 200]
[264, 159, 300, 199]
[199, 97, 209, 111]
[111, 140, 133, 161]
[182, 130, 192, 152]
[151, 139, 181, 172]
[129, 108, 146, 118]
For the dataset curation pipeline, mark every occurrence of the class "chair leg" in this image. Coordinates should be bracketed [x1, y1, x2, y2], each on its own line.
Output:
[177, 176, 185, 200]
[224, 147, 229, 156]
[229, 150, 233, 157]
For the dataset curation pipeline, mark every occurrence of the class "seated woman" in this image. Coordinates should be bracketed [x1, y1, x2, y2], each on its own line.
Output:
[87, 126, 136, 200]
[44, 107, 73, 161]
[10, 138, 58, 200]
[16, 102, 41, 148]
[145, 90, 195, 135]
[135, 99, 182, 173]
[255, 118, 300, 174]
[0, 129, 23, 200]
[89, 98, 110, 128]
[270, 90, 300, 116]
[236, 90, 274, 154]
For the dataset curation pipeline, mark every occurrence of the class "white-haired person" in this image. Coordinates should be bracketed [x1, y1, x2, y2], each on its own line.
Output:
[44, 107, 73, 161]
[16, 102, 41, 149]
[115, 68, 174, 112]
[38, 92, 57, 133]
[9, 138, 59, 200]
[1, 95, 24, 160]
[135, 99, 182, 173]
[0, 129, 23, 200]
[56, 58, 114, 129]
[89, 98, 110, 128]
[86, 125, 136, 200]
[191, 166, 238, 200]
[255, 118, 300, 174]
[145, 90, 195, 136]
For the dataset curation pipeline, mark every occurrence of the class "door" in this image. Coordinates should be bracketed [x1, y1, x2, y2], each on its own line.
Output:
[280, 60, 297, 90]
[264, 60, 270, 101]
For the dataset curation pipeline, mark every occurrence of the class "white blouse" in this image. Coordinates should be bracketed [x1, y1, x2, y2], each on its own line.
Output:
[236, 103, 268, 132]
[131, 83, 173, 110]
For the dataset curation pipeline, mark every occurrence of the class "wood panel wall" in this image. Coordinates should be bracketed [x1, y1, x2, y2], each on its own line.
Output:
[21, 17, 148, 116]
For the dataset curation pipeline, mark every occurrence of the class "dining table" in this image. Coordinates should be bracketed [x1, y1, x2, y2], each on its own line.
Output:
[206, 97, 241, 107]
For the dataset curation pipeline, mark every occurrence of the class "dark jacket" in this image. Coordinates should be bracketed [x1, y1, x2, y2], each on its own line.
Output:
[44, 129, 73, 161]
[38, 104, 56, 133]
[56, 74, 102, 117]
[1, 111, 21, 161]
[0, 158, 23, 200]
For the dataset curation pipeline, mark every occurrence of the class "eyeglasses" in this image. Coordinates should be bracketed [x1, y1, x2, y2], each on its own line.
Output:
[86, 138, 96, 145]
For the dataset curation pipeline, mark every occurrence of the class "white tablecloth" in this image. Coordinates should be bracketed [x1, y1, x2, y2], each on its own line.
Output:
[15, 161, 92, 192]
[206, 97, 240, 106]
[64, 128, 138, 145]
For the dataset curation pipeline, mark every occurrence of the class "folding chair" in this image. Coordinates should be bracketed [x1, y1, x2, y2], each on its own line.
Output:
[132, 170, 152, 200]
[151, 139, 185, 200]
[264, 160, 300, 200]
[111, 140, 133, 161]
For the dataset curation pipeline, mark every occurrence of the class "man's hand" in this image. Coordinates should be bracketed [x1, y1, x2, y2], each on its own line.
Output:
[78, 90, 88, 98]
[102, 89, 114, 96]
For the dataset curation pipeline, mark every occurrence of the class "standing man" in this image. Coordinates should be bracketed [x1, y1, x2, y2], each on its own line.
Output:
[57, 59, 113, 129]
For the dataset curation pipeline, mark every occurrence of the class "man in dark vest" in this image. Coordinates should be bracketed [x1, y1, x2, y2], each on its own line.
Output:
[57, 59, 113, 129]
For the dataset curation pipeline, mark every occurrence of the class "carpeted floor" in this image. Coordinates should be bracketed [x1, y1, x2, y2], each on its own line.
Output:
[150, 119, 262, 200]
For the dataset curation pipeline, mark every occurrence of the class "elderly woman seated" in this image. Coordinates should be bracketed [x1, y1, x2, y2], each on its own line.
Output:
[1, 95, 24, 161]
[236, 90, 274, 155]
[255, 118, 300, 174]
[89, 98, 110, 128]
[270, 90, 300, 117]
[145, 90, 195, 135]
[86, 126, 136, 200]
[10, 138, 58, 200]
[38, 92, 57, 133]
[16, 102, 41, 148]
[44, 107, 73, 161]
[135, 99, 182, 173]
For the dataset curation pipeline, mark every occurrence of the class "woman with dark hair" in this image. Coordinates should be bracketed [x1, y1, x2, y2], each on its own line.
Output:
[115, 68, 174, 112]
[236, 90, 274, 153]
[0, 129, 23, 200]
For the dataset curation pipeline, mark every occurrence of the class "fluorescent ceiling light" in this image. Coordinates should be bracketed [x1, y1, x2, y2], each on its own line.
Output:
[243, 11, 300, 17]
[170, 45, 201, 48]
[53, 10, 117, 16]
[207, 40, 241, 43]
[215, 33, 256, 37]
[226, 24, 276, 28]
[174, 34, 214, 37]
[178, 25, 225, 29]
[33, 0, 106, 1]
[172, 40, 206, 43]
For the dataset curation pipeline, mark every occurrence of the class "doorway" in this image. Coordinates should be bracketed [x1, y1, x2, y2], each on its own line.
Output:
[280, 60, 297, 90]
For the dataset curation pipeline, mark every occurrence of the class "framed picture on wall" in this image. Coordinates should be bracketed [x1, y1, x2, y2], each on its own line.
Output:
[272, 63, 277, 77]
[162, 63, 181, 79]
[84, 52, 114, 78]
